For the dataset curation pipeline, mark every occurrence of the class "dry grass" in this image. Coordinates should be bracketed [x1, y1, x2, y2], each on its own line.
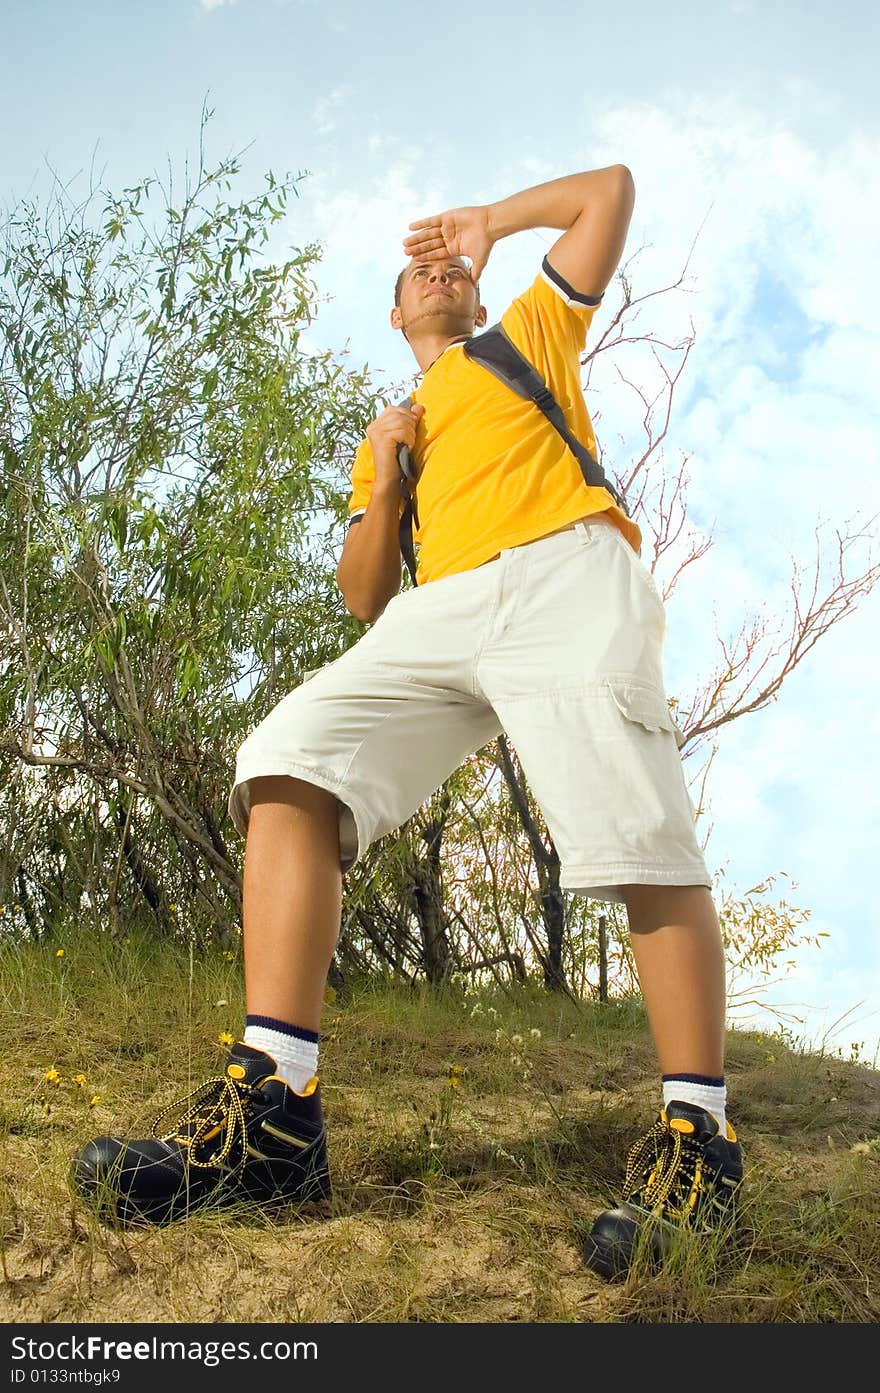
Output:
[1, 926, 878, 1323]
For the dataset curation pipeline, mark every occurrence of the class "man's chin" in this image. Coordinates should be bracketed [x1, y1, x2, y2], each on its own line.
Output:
[406, 306, 471, 334]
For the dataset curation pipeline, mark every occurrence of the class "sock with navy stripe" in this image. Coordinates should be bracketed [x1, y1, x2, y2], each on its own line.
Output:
[243, 1015, 319, 1095]
[661, 1073, 727, 1136]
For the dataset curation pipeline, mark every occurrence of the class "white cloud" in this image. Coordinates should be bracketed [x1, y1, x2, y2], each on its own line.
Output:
[198, 0, 236, 11]
[567, 97, 880, 1063]
[729, 943, 880, 1067]
[313, 84, 353, 137]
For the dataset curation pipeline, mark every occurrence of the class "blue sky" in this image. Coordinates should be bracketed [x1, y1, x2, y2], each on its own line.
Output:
[3, 0, 878, 1062]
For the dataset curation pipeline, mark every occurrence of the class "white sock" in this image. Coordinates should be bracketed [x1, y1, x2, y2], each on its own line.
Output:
[243, 1019, 319, 1095]
[662, 1075, 727, 1137]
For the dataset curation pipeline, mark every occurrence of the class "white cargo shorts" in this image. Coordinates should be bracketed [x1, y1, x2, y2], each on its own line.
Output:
[228, 514, 711, 903]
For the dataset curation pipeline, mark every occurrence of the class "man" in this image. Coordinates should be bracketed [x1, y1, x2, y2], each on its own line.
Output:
[72, 164, 742, 1280]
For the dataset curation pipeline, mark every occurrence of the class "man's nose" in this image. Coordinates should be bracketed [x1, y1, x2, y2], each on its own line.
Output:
[428, 269, 449, 283]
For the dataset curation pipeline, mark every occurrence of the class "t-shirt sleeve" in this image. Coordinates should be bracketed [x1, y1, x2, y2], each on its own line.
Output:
[347, 438, 375, 526]
[500, 254, 603, 378]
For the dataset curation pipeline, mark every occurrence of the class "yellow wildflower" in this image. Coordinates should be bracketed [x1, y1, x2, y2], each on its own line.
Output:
[851, 1138, 878, 1155]
[44, 1066, 61, 1084]
[217, 1030, 234, 1047]
[55, 948, 65, 958]
[73, 1073, 87, 1088]
[89, 1095, 101, 1108]
[447, 1075, 460, 1089]
[224, 950, 235, 961]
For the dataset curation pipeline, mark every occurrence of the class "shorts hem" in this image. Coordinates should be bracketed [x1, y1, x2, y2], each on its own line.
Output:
[560, 863, 712, 904]
[228, 758, 371, 868]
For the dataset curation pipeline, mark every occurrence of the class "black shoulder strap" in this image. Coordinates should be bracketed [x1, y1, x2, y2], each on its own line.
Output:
[395, 395, 420, 587]
[463, 324, 628, 515]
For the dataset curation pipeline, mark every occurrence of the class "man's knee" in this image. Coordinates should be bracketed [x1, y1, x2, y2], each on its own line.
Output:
[620, 882, 716, 932]
[248, 773, 338, 813]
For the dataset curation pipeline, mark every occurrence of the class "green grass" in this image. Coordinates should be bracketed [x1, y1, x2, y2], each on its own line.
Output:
[1, 925, 878, 1322]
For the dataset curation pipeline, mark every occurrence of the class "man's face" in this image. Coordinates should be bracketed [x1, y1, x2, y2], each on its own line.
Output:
[391, 256, 486, 339]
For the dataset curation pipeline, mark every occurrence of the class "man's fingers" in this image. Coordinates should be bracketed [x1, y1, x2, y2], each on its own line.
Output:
[403, 231, 445, 252]
[402, 247, 450, 264]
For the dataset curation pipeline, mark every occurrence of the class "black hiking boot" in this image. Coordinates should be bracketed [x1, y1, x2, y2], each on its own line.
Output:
[580, 1100, 743, 1280]
[71, 1043, 331, 1226]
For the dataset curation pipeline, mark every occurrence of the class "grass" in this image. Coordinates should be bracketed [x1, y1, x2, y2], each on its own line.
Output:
[1, 924, 878, 1323]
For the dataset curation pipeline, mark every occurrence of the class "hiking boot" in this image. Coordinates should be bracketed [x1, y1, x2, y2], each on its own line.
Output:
[71, 1043, 331, 1226]
[581, 1100, 743, 1280]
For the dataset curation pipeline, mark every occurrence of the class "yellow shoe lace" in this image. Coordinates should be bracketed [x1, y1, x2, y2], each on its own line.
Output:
[151, 1075, 261, 1177]
[622, 1116, 704, 1215]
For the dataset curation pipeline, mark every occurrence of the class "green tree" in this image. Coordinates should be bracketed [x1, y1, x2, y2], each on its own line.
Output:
[0, 129, 373, 942]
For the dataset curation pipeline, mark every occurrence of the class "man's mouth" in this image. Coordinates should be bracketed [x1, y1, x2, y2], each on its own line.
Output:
[425, 288, 453, 298]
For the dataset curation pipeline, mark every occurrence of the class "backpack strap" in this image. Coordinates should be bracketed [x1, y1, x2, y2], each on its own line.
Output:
[463, 323, 629, 516]
[395, 394, 420, 587]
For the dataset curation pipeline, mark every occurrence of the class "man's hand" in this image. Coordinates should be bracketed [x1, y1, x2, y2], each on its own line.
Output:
[366, 403, 426, 487]
[403, 205, 494, 284]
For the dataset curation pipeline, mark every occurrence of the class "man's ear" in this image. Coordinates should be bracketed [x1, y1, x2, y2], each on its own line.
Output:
[390, 306, 403, 332]
[475, 304, 488, 328]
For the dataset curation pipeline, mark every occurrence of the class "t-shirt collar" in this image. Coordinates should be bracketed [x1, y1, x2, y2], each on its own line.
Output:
[419, 336, 469, 378]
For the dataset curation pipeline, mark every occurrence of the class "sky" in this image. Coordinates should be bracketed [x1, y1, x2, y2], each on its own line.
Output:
[3, 0, 878, 1064]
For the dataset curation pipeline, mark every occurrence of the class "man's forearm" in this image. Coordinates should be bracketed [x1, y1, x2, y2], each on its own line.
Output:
[487, 165, 631, 240]
[336, 483, 403, 623]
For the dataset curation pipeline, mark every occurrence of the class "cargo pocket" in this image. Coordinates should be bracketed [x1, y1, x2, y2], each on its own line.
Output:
[606, 679, 685, 748]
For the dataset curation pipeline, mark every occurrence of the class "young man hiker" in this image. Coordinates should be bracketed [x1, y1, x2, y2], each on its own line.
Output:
[72, 164, 743, 1279]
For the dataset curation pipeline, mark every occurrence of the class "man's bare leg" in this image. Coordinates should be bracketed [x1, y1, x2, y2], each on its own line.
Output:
[242, 774, 343, 1034]
[70, 771, 341, 1222]
[583, 884, 740, 1279]
[621, 884, 726, 1077]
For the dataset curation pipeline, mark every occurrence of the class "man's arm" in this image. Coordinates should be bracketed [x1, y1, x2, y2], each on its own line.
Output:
[336, 485, 402, 623]
[404, 164, 635, 302]
[336, 401, 425, 622]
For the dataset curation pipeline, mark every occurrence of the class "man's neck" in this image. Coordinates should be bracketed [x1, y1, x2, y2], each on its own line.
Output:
[409, 331, 472, 376]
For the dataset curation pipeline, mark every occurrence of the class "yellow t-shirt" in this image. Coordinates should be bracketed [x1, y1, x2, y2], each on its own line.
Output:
[347, 255, 641, 585]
